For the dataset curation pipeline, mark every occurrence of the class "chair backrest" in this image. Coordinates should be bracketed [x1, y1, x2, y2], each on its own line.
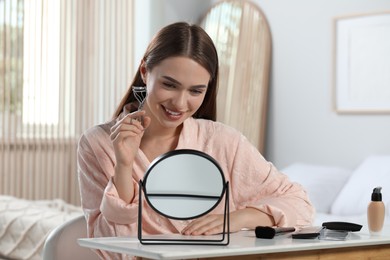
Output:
[42, 215, 99, 260]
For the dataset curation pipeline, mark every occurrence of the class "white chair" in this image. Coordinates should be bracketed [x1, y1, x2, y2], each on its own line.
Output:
[42, 215, 99, 260]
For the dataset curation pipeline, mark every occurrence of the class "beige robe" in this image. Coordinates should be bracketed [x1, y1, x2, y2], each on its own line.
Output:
[77, 115, 314, 259]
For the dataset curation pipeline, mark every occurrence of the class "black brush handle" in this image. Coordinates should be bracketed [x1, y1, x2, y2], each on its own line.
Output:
[255, 226, 296, 239]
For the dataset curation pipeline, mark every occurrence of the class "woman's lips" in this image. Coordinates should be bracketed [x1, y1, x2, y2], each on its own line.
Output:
[163, 106, 184, 120]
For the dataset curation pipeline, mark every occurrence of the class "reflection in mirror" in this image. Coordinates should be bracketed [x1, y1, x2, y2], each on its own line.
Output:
[143, 150, 225, 220]
[200, 0, 271, 153]
[138, 149, 230, 245]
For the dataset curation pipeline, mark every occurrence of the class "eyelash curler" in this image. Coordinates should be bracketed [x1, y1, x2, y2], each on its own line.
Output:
[132, 86, 147, 125]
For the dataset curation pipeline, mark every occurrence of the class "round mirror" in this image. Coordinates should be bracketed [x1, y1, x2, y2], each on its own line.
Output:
[200, 0, 271, 153]
[143, 149, 226, 220]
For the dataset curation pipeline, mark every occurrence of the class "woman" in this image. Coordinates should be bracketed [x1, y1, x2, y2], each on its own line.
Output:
[78, 22, 314, 259]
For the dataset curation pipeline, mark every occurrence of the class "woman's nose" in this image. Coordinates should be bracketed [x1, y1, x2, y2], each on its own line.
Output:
[172, 91, 187, 109]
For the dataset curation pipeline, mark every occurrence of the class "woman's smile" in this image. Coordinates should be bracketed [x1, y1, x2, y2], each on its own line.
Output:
[141, 56, 211, 130]
[162, 105, 185, 121]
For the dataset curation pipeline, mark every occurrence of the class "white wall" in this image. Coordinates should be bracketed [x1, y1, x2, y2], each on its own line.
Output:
[138, 0, 390, 169]
[252, 0, 390, 169]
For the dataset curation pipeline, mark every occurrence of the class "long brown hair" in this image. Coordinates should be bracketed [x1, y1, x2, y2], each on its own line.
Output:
[113, 22, 219, 121]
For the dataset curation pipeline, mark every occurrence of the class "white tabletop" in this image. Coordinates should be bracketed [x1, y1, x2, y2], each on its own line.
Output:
[78, 226, 390, 260]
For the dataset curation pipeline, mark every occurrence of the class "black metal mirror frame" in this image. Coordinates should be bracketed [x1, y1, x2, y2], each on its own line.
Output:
[138, 149, 230, 245]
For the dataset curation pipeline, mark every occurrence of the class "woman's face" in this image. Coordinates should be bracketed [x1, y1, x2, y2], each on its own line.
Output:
[141, 56, 210, 129]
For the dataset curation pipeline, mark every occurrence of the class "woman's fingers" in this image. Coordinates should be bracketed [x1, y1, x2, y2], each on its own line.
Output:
[142, 114, 151, 128]
[182, 215, 225, 235]
[126, 110, 146, 125]
[110, 110, 151, 168]
[110, 111, 146, 139]
[182, 211, 248, 236]
[110, 119, 143, 141]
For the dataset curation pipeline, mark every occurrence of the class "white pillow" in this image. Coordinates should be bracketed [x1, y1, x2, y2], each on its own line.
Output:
[282, 163, 353, 213]
[331, 155, 390, 216]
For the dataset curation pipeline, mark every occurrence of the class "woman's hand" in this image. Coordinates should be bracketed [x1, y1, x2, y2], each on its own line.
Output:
[110, 110, 150, 167]
[181, 208, 274, 236]
[110, 110, 151, 203]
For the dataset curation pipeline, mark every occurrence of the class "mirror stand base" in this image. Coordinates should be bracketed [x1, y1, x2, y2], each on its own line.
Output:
[137, 180, 230, 246]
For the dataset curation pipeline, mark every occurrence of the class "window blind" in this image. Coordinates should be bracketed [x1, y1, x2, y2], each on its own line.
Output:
[0, 0, 133, 205]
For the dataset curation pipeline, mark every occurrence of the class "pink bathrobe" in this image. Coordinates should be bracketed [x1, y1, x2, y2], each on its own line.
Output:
[77, 115, 314, 259]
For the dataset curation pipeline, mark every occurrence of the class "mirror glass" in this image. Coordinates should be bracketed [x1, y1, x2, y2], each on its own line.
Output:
[200, 0, 271, 153]
[143, 149, 225, 220]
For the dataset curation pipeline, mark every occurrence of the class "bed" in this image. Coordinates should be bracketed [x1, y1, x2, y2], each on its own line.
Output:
[0, 196, 82, 260]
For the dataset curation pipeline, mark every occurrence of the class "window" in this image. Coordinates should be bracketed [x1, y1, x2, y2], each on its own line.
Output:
[1, 0, 134, 204]
[0, 0, 23, 137]
[23, 0, 60, 126]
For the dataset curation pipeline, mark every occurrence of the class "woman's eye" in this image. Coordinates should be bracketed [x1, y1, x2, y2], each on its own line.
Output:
[163, 82, 175, 88]
[190, 89, 204, 95]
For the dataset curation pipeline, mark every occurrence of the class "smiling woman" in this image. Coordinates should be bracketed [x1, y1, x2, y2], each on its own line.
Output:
[140, 56, 210, 133]
[77, 21, 313, 260]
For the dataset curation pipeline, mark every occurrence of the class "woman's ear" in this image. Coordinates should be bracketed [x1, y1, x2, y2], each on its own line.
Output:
[140, 60, 147, 84]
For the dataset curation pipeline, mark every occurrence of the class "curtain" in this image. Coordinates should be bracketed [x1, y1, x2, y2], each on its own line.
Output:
[0, 0, 134, 205]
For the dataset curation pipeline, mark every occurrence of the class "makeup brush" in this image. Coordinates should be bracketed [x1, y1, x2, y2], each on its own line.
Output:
[255, 226, 295, 239]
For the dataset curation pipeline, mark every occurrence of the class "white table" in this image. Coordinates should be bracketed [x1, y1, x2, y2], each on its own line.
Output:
[78, 226, 390, 259]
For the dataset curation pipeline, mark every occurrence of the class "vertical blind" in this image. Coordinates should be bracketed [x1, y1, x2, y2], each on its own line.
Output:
[0, 0, 134, 205]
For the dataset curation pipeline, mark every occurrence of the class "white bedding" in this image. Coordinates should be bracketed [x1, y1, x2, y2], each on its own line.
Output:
[0, 196, 82, 260]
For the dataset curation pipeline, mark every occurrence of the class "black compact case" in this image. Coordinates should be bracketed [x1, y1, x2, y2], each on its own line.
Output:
[322, 221, 362, 232]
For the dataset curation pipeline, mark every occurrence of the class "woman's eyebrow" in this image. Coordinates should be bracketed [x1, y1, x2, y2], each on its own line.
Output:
[162, 75, 207, 89]
[190, 84, 208, 90]
[162, 76, 181, 85]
